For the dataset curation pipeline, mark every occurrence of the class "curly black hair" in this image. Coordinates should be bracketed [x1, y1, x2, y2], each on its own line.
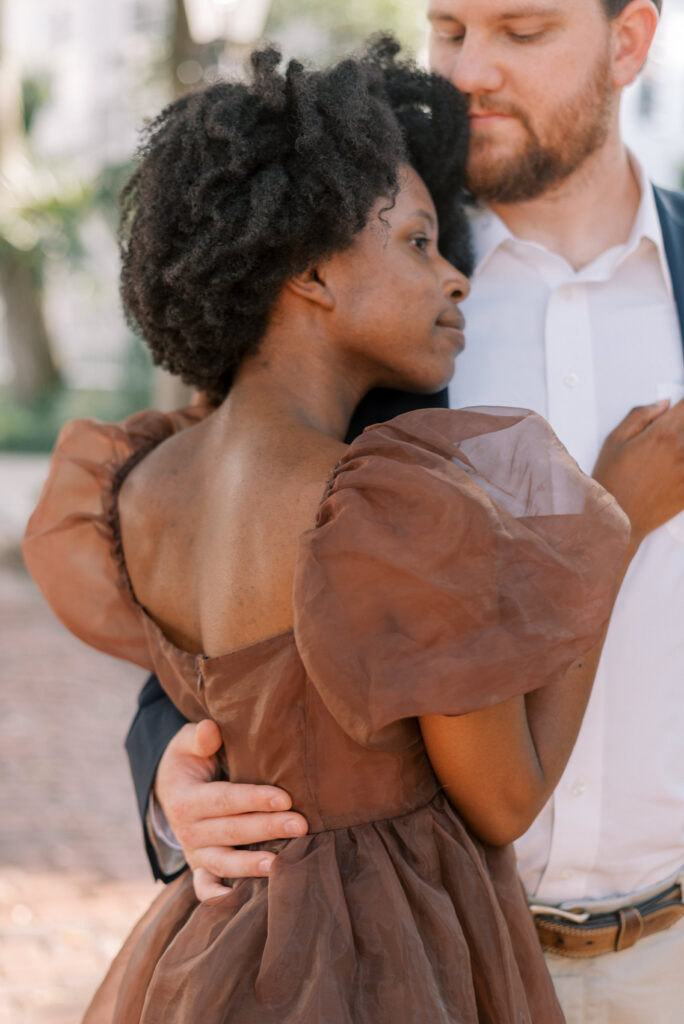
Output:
[119, 36, 471, 401]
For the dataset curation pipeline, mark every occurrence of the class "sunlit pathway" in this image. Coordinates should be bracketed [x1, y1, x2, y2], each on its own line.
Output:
[0, 562, 159, 1023]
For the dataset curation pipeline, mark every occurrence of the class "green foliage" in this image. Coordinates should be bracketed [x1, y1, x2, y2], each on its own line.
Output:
[266, 0, 427, 58]
[93, 160, 136, 234]
[21, 75, 52, 137]
[0, 179, 94, 287]
[0, 337, 153, 453]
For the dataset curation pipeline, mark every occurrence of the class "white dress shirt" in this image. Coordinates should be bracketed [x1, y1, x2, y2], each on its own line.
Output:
[450, 161, 684, 903]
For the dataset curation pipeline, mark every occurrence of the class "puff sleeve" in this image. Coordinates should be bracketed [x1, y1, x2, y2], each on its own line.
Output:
[293, 407, 630, 749]
[22, 406, 210, 669]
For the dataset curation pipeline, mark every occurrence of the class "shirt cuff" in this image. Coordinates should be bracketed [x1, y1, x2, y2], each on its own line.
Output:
[146, 791, 187, 876]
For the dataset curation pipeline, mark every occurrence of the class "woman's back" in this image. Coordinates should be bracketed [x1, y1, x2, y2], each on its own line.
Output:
[118, 404, 346, 657]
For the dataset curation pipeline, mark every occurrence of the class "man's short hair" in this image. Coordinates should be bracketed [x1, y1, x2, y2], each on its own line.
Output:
[601, 0, 662, 15]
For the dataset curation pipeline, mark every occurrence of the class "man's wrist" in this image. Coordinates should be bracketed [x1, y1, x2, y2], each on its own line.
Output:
[146, 791, 186, 875]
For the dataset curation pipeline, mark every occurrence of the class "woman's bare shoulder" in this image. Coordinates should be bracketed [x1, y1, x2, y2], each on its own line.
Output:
[117, 416, 348, 654]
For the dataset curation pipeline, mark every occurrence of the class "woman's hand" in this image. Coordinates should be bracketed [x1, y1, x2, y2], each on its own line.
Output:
[153, 720, 308, 901]
[593, 398, 684, 547]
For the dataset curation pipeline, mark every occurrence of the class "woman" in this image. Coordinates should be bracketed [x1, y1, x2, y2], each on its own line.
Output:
[23, 40, 630, 1022]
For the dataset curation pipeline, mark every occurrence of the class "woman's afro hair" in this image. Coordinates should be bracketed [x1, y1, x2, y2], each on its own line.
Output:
[119, 36, 471, 401]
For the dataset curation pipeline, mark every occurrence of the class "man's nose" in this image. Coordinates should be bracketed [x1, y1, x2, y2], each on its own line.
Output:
[445, 36, 504, 95]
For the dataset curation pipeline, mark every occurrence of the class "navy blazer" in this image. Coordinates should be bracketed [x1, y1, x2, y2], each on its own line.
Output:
[654, 185, 684, 351]
[127, 186, 684, 881]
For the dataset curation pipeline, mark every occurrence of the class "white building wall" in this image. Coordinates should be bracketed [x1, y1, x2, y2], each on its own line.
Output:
[6, 0, 169, 172]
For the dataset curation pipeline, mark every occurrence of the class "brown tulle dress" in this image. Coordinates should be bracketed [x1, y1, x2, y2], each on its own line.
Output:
[23, 406, 629, 1024]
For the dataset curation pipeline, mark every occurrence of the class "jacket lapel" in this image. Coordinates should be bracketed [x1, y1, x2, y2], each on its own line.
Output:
[654, 185, 684, 355]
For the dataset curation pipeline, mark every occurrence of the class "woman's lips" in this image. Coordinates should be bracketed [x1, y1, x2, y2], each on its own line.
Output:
[436, 311, 466, 352]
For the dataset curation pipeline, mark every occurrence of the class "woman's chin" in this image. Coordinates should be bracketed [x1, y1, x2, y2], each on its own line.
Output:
[396, 360, 457, 396]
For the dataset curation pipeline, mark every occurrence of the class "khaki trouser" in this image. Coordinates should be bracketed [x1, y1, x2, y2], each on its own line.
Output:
[545, 914, 684, 1024]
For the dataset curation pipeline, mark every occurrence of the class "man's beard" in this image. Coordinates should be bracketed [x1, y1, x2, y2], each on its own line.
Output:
[466, 51, 614, 204]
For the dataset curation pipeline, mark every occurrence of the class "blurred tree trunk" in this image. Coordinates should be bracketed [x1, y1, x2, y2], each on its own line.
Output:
[170, 0, 202, 98]
[0, 0, 62, 402]
[0, 250, 60, 402]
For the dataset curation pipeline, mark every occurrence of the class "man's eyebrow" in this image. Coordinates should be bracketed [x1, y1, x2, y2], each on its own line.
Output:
[428, 6, 558, 19]
[498, 6, 559, 16]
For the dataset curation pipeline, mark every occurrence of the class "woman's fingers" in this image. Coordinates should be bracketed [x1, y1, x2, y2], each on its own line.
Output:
[610, 398, 670, 442]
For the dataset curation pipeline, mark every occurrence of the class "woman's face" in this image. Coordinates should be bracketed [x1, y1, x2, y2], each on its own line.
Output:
[327, 165, 470, 394]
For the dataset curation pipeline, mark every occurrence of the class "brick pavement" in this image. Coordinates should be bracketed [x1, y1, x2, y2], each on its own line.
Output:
[0, 560, 160, 1023]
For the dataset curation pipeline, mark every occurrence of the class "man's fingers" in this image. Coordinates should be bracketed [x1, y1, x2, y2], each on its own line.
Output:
[183, 780, 296, 820]
[178, 809, 308, 849]
[192, 868, 232, 903]
[167, 720, 220, 760]
[191, 719, 223, 758]
[191, 848, 277, 883]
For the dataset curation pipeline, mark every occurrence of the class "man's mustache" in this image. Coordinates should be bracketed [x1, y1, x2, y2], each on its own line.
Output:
[468, 96, 530, 125]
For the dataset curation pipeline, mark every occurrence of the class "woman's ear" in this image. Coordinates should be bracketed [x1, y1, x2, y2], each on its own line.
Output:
[610, 0, 659, 89]
[284, 265, 335, 310]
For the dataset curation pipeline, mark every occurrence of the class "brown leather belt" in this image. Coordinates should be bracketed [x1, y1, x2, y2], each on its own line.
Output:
[531, 883, 684, 958]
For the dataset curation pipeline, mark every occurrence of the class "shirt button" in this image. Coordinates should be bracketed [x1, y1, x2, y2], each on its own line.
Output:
[560, 870, 574, 881]
[571, 782, 586, 797]
[563, 372, 580, 389]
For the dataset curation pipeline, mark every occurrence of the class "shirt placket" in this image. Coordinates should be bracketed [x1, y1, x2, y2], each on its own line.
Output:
[544, 281, 600, 474]
[536, 274, 605, 900]
[535, 662, 606, 901]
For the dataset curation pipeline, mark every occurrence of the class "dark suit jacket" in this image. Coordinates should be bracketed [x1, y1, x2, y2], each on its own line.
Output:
[127, 186, 684, 881]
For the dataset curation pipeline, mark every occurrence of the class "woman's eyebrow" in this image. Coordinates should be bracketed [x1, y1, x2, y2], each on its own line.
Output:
[414, 209, 437, 227]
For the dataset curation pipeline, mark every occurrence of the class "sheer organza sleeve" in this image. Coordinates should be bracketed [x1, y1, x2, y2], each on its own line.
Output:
[22, 406, 210, 669]
[293, 407, 630, 749]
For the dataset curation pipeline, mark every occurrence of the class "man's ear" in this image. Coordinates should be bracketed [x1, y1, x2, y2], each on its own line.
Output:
[284, 265, 335, 310]
[610, 0, 659, 89]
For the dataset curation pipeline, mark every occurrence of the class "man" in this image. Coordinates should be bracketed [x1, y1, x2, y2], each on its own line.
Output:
[126, 1, 684, 1020]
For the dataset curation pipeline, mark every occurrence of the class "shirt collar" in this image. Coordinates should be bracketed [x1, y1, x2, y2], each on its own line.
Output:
[625, 156, 673, 298]
[467, 153, 674, 298]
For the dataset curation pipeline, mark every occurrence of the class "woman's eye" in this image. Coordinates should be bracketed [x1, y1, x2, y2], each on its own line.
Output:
[410, 236, 431, 252]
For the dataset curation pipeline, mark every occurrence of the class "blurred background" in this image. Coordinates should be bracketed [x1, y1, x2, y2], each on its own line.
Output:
[0, 1, 683, 1021]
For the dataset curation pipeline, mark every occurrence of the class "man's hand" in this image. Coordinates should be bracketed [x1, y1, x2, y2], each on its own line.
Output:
[593, 398, 684, 545]
[153, 719, 308, 902]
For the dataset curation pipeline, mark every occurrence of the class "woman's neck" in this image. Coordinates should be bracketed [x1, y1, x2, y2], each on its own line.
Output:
[222, 325, 369, 443]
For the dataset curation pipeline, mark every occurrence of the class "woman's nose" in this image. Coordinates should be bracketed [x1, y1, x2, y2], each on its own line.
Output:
[444, 264, 471, 303]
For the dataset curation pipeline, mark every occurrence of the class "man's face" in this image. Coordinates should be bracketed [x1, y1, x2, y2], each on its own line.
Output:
[427, 0, 617, 203]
